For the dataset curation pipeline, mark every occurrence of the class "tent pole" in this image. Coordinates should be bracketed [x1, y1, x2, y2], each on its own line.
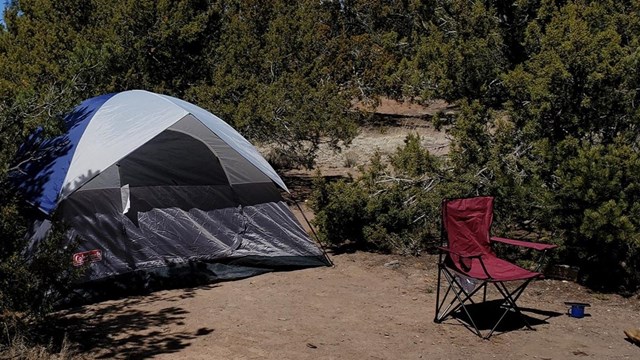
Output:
[292, 195, 334, 267]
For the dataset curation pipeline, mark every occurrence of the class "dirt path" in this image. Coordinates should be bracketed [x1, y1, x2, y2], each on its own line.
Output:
[61, 252, 640, 359]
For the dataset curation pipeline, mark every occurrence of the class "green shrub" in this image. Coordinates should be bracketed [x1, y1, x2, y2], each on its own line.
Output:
[0, 189, 82, 349]
[313, 96, 640, 293]
[311, 175, 369, 247]
[311, 134, 452, 254]
[550, 139, 640, 292]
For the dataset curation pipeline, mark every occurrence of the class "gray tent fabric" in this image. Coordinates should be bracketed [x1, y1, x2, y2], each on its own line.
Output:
[20, 91, 330, 293]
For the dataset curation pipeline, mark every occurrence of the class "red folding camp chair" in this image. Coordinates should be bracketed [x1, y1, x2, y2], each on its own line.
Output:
[434, 196, 556, 339]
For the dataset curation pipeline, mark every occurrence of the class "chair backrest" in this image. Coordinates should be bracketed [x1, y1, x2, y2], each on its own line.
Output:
[442, 196, 494, 256]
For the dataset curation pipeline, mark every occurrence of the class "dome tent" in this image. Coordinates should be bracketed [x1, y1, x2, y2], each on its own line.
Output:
[15, 90, 330, 286]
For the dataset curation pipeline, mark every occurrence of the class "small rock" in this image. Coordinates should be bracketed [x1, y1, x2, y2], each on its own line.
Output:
[306, 343, 317, 349]
[384, 260, 400, 268]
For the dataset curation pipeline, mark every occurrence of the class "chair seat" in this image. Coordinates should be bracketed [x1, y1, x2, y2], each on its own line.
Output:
[447, 254, 542, 281]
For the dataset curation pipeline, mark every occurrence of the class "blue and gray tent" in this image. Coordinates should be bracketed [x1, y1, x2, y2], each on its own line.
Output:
[14, 90, 329, 286]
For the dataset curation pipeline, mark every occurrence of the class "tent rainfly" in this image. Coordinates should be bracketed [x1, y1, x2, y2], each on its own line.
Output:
[15, 90, 330, 283]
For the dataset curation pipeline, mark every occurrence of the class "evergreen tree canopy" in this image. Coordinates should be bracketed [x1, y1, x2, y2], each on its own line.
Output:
[1, 0, 640, 313]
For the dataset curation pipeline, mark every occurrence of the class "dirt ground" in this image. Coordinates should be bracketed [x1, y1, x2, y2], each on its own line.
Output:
[60, 252, 640, 359]
[56, 99, 640, 359]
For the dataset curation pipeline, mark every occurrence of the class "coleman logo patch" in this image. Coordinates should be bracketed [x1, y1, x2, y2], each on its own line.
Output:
[72, 249, 103, 267]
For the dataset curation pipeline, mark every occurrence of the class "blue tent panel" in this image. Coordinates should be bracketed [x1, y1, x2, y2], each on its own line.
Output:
[17, 93, 116, 214]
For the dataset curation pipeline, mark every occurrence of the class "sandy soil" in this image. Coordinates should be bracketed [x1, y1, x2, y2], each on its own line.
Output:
[60, 252, 640, 359]
[56, 99, 640, 359]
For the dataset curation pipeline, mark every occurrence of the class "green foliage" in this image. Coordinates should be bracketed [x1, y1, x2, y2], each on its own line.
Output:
[0, 3, 370, 340]
[311, 174, 369, 248]
[0, 1, 89, 344]
[311, 0, 640, 292]
[183, 0, 361, 167]
[403, 0, 509, 104]
[312, 135, 454, 255]
[551, 139, 640, 291]
[0, 0, 86, 315]
[0, 217, 81, 319]
[505, 1, 639, 146]
[448, 100, 493, 172]
[494, 0, 640, 291]
[3, 1, 364, 169]
[0, 188, 82, 349]
[391, 133, 440, 177]
[0, 0, 639, 303]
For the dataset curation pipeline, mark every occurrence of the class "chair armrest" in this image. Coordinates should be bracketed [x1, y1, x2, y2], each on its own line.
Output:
[490, 237, 557, 251]
[438, 246, 492, 278]
[437, 246, 483, 258]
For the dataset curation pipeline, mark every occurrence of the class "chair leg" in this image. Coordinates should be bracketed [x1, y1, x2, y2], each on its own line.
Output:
[484, 279, 536, 339]
[434, 264, 443, 322]
[435, 269, 541, 339]
[436, 267, 466, 320]
[434, 267, 486, 338]
[435, 266, 465, 322]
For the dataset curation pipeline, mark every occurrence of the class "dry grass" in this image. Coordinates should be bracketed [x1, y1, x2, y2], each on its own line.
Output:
[0, 334, 80, 360]
[0, 313, 81, 360]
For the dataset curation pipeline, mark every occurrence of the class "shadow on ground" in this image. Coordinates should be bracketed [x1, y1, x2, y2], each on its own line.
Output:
[445, 299, 563, 338]
[50, 285, 217, 359]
